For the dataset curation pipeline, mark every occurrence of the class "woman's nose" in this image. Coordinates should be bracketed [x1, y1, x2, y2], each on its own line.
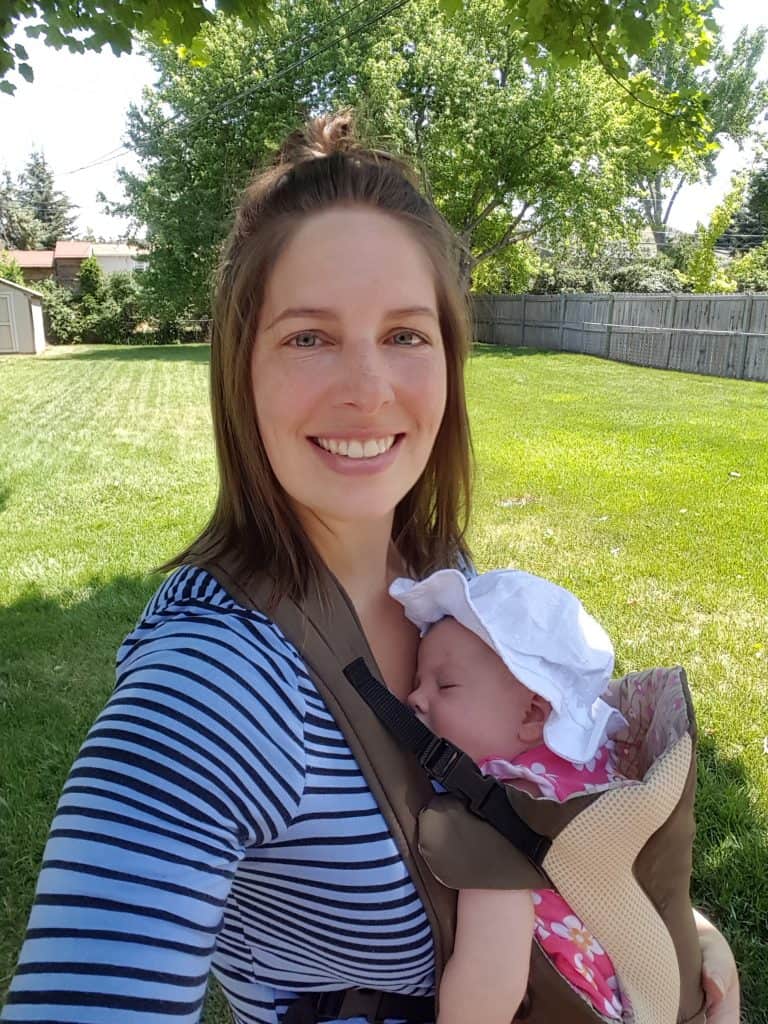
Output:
[338, 344, 395, 414]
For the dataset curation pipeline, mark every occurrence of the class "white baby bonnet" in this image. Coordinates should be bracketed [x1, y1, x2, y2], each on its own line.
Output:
[390, 568, 627, 764]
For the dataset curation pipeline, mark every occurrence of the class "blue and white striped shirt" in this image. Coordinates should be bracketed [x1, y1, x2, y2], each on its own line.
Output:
[2, 566, 436, 1023]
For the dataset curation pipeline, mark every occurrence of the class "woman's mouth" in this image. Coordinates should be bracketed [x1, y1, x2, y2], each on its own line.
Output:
[312, 435, 399, 459]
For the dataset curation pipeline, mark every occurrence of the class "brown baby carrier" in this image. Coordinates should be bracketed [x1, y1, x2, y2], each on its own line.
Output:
[203, 556, 707, 1024]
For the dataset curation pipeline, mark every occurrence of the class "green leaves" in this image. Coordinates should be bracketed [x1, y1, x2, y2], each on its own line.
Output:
[1, 152, 78, 250]
[449, 0, 722, 163]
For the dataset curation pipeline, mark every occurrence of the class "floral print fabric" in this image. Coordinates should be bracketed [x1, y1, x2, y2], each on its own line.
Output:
[480, 744, 628, 1020]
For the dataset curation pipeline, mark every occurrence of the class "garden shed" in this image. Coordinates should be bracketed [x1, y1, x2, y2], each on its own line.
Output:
[0, 278, 47, 355]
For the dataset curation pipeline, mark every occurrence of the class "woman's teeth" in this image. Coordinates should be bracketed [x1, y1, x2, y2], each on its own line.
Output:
[315, 436, 396, 459]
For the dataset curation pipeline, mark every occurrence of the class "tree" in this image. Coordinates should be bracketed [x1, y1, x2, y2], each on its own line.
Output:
[719, 157, 768, 253]
[351, 1, 658, 284]
[112, 0, 662, 317]
[679, 175, 745, 293]
[635, 27, 768, 250]
[0, 153, 77, 249]
[16, 151, 78, 247]
[0, 168, 42, 248]
[1, 0, 716, 159]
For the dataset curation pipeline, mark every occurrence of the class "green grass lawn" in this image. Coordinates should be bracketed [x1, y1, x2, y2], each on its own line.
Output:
[1, 342, 766, 1021]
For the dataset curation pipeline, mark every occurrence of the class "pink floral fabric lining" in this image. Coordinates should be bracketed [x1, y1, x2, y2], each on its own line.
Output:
[479, 744, 628, 1020]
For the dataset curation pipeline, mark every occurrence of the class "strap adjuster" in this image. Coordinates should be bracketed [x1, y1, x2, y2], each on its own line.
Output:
[421, 735, 463, 778]
[420, 738, 497, 815]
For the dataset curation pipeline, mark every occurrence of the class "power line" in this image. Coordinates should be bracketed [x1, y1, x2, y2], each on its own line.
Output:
[62, 0, 408, 176]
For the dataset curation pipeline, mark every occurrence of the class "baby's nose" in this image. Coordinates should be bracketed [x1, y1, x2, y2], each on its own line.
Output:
[406, 688, 426, 714]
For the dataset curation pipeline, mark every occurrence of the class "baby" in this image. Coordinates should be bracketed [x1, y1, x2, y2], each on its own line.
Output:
[390, 568, 629, 1024]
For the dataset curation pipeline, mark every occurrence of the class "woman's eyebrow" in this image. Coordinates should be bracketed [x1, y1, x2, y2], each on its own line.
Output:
[264, 305, 438, 331]
[264, 307, 337, 331]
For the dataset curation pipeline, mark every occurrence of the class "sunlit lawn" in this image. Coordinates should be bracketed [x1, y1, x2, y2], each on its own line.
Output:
[1, 343, 766, 1021]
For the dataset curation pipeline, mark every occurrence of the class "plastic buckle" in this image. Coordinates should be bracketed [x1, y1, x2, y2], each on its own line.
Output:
[421, 738, 497, 814]
[420, 735, 464, 779]
[338, 988, 385, 1022]
[441, 752, 497, 814]
[314, 991, 346, 1019]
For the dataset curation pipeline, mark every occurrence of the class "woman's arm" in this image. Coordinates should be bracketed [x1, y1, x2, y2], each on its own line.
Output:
[694, 909, 740, 1024]
[2, 603, 306, 1023]
[437, 889, 533, 1024]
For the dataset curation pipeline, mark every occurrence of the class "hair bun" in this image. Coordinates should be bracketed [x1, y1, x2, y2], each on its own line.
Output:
[277, 110, 359, 165]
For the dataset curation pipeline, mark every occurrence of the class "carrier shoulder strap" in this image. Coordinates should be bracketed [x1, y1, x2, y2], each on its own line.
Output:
[202, 555, 455, 980]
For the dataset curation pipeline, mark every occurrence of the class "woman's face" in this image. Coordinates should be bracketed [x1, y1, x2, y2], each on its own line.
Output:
[251, 207, 447, 529]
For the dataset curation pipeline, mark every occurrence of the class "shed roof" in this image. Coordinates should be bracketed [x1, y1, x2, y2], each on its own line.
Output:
[6, 249, 54, 268]
[0, 276, 43, 297]
[54, 240, 93, 259]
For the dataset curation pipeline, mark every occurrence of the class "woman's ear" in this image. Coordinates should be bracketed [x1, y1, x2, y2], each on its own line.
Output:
[518, 694, 551, 745]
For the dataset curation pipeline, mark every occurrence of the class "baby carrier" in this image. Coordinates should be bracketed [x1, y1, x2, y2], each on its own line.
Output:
[203, 555, 707, 1024]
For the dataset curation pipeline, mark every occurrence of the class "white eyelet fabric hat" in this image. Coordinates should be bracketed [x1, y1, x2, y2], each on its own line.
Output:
[390, 568, 627, 764]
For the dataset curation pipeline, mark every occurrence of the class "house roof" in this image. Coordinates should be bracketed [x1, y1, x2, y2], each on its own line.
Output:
[0, 276, 43, 297]
[91, 242, 146, 257]
[54, 241, 93, 259]
[6, 249, 55, 268]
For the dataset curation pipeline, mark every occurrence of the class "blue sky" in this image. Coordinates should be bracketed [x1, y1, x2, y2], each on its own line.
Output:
[1, 0, 766, 240]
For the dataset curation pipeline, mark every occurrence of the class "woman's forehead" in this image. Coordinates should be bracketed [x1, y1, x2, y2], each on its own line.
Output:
[262, 207, 438, 313]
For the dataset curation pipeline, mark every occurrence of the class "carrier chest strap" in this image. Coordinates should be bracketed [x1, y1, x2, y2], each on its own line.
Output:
[343, 657, 551, 867]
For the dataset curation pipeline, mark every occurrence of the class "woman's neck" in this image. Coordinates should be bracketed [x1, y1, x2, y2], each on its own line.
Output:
[300, 511, 405, 614]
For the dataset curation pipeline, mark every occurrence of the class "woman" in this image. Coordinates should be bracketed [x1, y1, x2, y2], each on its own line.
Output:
[2, 113, 738, 1024]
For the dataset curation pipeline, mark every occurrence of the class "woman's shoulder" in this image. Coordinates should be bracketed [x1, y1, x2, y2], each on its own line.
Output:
[116, 564, 311, 709]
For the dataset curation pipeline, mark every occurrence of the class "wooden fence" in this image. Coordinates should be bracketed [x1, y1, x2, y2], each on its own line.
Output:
[473, 293, 768, 382]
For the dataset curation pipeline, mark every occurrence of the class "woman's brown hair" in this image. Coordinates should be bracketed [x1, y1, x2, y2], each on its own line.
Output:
[165, 111, 473, 599]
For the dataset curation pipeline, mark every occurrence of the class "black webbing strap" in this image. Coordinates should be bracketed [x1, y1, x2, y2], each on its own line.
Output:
[283, 988, 434, 1023]
[343, 657, 551, 867]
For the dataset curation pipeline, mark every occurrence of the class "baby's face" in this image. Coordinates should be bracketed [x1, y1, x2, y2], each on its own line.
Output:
[408, 616, 546, 763]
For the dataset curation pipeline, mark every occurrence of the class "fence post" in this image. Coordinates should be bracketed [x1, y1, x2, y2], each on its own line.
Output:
[605, 295, 616, 358]
[666, 295, 678, 370]
[559, 293, 567, 351]
[740, 293, 755, 380]
[520, 293, 527, 347]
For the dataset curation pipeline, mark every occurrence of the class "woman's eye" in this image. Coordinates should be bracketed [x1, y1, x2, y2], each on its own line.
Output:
[391, 330, 422, 346]
[291, 332, 321, 348]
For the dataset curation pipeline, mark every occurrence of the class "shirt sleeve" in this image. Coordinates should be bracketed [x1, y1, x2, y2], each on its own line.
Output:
[2, 597, 307, 1024]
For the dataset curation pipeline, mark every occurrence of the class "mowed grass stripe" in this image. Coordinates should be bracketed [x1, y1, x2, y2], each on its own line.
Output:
[0, 342, 766, 1021]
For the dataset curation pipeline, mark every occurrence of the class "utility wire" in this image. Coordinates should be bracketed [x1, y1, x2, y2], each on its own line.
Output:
[63, 0, 408, 176]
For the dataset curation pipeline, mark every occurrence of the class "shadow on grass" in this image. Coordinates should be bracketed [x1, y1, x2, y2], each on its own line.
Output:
[46, 343, 210, 363]
[0, 485, 10, 514]
[693, 735, 768, 1024]
[0, 573, 161, 995]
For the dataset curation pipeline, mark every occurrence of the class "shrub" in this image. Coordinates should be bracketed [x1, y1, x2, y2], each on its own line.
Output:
[100, 272, 145, 343]
[731, 243, 768, 292]
[609, 259, 688, 293]
[38, 280, 84, 344]
[0, 253, 26, 285]
[471, 243, 541, 294]
[77, 255, 106, 299]
[530, 263, 609, 294]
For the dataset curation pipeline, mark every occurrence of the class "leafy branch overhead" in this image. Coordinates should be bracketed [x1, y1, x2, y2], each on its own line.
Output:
[109, 0, 696, 319]
[2, 0, 716, 156]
